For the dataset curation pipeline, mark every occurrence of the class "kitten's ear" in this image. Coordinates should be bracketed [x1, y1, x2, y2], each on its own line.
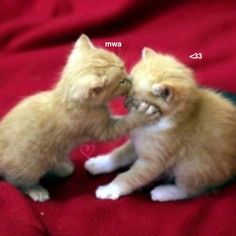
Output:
[88, 76, 108, 98]
[71, 75, 103, 100]
[142, 47, 157, 59]
[74, 34, 94, 50]
[152, 84, 173, 102]
[89, 85, 104, 98]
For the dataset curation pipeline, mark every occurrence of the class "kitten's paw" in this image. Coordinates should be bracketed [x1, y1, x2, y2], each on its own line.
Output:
[22, 185, 50, 202]
[125, 98, 141, 111]
[136, 102, 149, 112]
[96, 183, 121, 200]
[84, 154, 115, 175]
[134, 102, 161, 122]
[150, 185, 187, 202]
[52, 160, 75, 178]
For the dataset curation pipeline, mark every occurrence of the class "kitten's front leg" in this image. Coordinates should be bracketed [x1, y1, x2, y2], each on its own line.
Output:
[6, 172, 50, 202]
[97, 102, 161, 141]
[85, 140, 136, 175]
[95, 160, 163, 200]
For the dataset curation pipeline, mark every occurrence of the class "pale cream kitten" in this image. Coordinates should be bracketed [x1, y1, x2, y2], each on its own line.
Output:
[85, 48, 236, 202]
[0, 36, 159, 202]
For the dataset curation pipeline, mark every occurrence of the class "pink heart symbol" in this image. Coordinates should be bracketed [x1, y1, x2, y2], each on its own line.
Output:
[80, 144, 95, 157]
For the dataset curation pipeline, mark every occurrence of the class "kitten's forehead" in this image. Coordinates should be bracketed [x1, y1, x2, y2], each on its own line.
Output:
[75, 44, 124, 68]
[146, 55, 186, 72]
[96, 48, 124, 66]
[132, 54, 191, 83]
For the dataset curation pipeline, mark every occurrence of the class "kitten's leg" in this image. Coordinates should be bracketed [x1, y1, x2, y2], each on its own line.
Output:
[153, 158, 230, 202]
[85, 141, 136, 175]
[95, 103, 161, 141]
[96, 160, 163, 200]
[172, 159, 230, 201]
[51, 159, 75, 178]
[150, 174, 206, 202]
[6, 176, 50, 202]
[150, 185, 188, 202]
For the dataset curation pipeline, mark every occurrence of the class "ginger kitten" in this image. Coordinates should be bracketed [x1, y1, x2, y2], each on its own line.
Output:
[85, 48, 236, 202]
[0, 36, 159, 202]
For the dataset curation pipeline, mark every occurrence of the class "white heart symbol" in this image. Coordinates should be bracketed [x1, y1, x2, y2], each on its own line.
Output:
[189, 53, 202, 59]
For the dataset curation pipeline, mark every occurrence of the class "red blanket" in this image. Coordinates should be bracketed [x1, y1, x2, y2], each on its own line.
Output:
[1, 0, 236, 235]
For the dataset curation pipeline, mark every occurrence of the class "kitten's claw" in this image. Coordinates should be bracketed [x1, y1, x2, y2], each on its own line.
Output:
[136, 102, 160, 115]
[128, 99, 161, 124]
[137, 102, 149, 112]
[22, 185, 50, 202]
[135, 102, 161, 121]
[146, 104, 158, 115]
[96, 183, 121, 200]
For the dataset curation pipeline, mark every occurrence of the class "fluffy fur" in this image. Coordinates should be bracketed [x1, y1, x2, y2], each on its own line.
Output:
[0, 36, 159, 201]
[85, 48, 236, 202]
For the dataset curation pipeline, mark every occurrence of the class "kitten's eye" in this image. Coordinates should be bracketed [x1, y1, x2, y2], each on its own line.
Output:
[152, 84, 173, 102]
[160, 88, 170, 99]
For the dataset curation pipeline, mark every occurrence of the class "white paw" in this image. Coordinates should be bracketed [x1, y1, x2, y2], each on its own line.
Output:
[150, 185, 187, 202]
[85, 154, 115, 175]
[53, 161, 75, 177]
[23, 186, 50, 202]
[150, 188, 172, 202]
[96, 183, 121, 200]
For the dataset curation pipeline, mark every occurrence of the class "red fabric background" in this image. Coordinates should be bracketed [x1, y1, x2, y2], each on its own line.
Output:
[1, 0, 236, 235]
